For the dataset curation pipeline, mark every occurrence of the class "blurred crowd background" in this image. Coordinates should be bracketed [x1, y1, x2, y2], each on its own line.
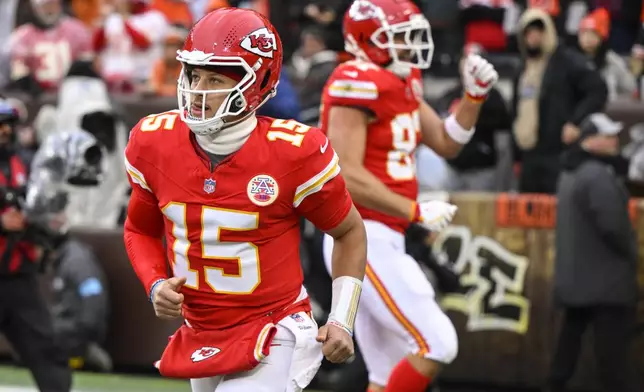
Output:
[1, 0, 644, 203]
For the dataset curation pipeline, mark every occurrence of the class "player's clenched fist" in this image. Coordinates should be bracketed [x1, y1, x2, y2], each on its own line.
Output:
[414, 200, 458, 232]
[151, 276, 186, 320]
[462, 54, 499, 100]
[316, 323, 355, 363]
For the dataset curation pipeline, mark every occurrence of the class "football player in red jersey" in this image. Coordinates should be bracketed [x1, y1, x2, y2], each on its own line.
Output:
[8, 0, 93, 92]
[320, 1, 499, 391]
[123, 7, 366, 392]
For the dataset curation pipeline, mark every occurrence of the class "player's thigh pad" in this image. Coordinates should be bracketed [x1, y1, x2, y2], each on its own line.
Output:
[324, 220, 458, 365]
[214, 312, 321, 392]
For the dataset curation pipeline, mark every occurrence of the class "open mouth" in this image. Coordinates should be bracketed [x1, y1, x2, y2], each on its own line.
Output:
[190, 102, 211, 117]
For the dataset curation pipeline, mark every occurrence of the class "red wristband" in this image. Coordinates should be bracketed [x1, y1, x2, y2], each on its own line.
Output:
[409, 201, 421, 222]
[465, 92, 487, 103]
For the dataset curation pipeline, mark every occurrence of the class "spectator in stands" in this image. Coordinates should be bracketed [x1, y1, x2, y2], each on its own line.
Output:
[151, 0, 194, 28]
[589, 0, 643, 54]
[257, 69, 301, 120]
[70, 0, 101, 28]
[459, 0, 513, 52]
[93, 0, 168, 93]
[436, 43, 511, 191]
[577, 8, 637, 100]
[551, 113, 638, 392]
[287, 25, 337, 126]
[0, 0, 20, 88]
[300, 0, 352, 52]
[147, 28, 185, 97]
[512, 8, 607, 194]
[632, 24, 644, 99]
[7, 0, 93, 95]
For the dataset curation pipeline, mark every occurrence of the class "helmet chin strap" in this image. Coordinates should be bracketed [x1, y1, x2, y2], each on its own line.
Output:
[195, 113, 258, 156]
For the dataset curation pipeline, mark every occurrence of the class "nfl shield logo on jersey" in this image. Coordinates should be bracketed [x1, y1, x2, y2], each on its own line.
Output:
[247, 174, 279, 206]
[289, 313, 305, 322]
[203, 178, 216, 194]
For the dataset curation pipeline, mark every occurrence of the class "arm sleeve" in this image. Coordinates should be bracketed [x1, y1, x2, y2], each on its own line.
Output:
[123, 138, 169, 295]
[568, 51, 608, 125]
[293, 128, 353, 232]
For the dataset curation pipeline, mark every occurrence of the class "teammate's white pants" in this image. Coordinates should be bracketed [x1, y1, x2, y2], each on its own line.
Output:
[189, 311, 322, 392]
[323, 220, 458, 386]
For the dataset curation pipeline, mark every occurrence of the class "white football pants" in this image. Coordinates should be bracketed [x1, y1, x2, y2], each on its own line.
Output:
[323, 219, 458, 386]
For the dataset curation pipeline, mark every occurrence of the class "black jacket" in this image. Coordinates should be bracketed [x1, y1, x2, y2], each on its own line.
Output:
[555, 150, 639, 307]
[512, 45, 608, 162]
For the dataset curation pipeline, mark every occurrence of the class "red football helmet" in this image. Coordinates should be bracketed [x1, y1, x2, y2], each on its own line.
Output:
[176, 8, 282, 135]
[343, 0, 433, 76]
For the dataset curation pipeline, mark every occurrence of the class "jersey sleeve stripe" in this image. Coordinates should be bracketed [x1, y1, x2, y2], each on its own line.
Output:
[293, 152, 341, 208]
[328, 80, 378, 100]
[124, 155, 152, 192]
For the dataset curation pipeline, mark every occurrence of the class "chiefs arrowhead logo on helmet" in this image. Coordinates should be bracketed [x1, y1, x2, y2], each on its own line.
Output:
[240, 27, 277, 59]
[348, 0, 380, 22]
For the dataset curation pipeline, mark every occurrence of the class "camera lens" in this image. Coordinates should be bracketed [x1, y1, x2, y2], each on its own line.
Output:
[83, 144, 102, 165]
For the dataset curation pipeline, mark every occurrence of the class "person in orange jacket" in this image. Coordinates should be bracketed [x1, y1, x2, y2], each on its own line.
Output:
[147, 29, 184, 97]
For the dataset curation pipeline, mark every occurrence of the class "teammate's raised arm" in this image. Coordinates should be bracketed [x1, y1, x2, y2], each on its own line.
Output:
[418, 54, 499, 158]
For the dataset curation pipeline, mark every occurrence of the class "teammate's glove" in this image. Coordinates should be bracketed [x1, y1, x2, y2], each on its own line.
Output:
[410, 200, 458, 232]
[462, 54, 499, 102]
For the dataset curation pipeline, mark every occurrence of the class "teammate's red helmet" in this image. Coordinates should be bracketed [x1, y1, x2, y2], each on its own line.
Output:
[176, 8, 282, 135]
[343, 0, 433, 76]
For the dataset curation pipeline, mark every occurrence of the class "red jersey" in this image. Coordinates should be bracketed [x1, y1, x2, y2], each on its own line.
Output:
[320, 60, 424, 233]
[8, 17, 93, 91]
[124, 111, 352, 330]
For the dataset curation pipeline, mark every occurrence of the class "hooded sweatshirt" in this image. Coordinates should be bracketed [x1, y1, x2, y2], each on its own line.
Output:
[513, 8, 559, 151]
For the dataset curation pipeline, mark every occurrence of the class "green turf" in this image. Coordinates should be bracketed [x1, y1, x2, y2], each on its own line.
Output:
[0, 365, 192, 391]
[0, 365, 323, 391]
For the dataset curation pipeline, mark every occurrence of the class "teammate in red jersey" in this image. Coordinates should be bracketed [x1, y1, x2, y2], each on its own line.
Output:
[123, 7, 366, 392]
[8, 0, 92, 91]
[320, 1, 499, 392]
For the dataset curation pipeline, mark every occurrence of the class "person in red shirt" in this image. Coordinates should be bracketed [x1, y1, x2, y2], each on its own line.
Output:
[123, 7, 367, 392]
[8, 0, 93, 93]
